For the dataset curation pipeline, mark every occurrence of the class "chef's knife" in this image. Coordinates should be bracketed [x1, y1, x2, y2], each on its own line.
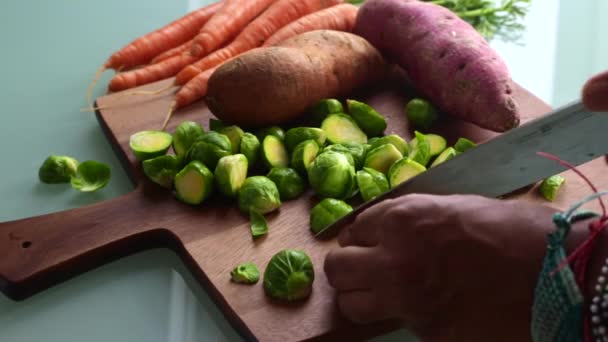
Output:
[321, 100, 608, 236]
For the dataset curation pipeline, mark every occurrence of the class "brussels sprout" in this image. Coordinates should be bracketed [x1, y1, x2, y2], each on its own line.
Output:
[356, 167, 389, 202]
[70, 160, 112, 192]
[209, 118, 225, 132]
[240, 133, 261, 167]
[264, 249, 315, 301]
[174, 160, 214, 205]
[539, 175, 566, 202]
[369, 134, 409, 156]
[172, 121, 205, 157]
[346, 99, 387, 137]
[430, 147, 458, 168]
[310, 198, 353, 235]
[364, 144, 403, 174]
[406, 98, 438, 130]
[410, 133, 446, 157]
[129, 130, 173, 161]
[388, 158, 426, 188]
[250, 210, 269, 238]
[214, 154, 248, 198]
[238, 176, 282, 214]
[257, 126, 285, 141]
[262, 135, 289, 169]
[291, 139, 320, 175]
[309, 98, 343, 125]
[38, 155, 79, 184]
[454, 137, 477, 153]
[231, 262, 260, 284]
[321, 114, 368, 145]
[284, 127, 327, 151]
[308, 151, 356, 199]
[267, 167, 305, 201]
[186, 131, 232, 170]
[408, 131, 431, 166]
[142, 154, 183, 189]
[219, 125, 245, 154]
[323, 143, 368, 170]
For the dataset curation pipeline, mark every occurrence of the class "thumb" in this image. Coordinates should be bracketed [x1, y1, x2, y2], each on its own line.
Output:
[582, 70, 608, 111]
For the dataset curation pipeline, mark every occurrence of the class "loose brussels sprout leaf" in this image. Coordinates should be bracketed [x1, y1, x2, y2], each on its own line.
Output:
[308, 151, 356, 199]
[174, 160, 214, 205]
[321, 113, 368, 145]
[291, 139, 320, 176]
[231, 262, 260, 284]
[364, 144, 403, 175]
[38, 155, 79, 184]
[209, 118, 225, 132]
[142, 154, 183, 189]
[454, 137, 477, 153]
[369, 134, 409, 156]
[70, 160, 111, 192]
[323, 143, 368, 170]
[539, 175, 566, 202]
[264, 249, 315, 302]
[406, 98, 439, 130]
[240, 133, 261, 167]
[430, 147, 458, 168]
[310, 198, 353, 235]
[257, 126, 285, 141]
[262, 135, 289, 169]
[238, 176, 282, 214]
[219, 125, 245, 154]
[215, 154, 248, 198]
[410, 133, 446, 157]
[408, 131, 431, 167]
[186, 131, 232, 170]
[309, 98, 343, 125]
[129, 130, 173, 161]
[388, 158, 426, 188]
[356, 167, 389, 202]
[284, 127, 327, 151]
[250, 210, 269, 238]
[346, 99, 387, 137]
[173, 121, 205, 157]
[267, 167, 305, 201]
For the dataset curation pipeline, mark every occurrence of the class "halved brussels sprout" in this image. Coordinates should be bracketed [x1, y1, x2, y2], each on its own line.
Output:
[321, 114, 368, 145]
[364, 144, 403, 174]
[129, 130, 173, 161]
[291, 139, 320, 175]
[174, 160, 214, 205]
[346, 99, 387, 137]
[410, 133, 446, 157]
[264, 249, 315, 302]
[219, 125, 245, 154]
[186, 131, 232, 170]
[388, 158, 426, 188]
[356, 167, 389, 202]
[238, 176, 282, 214]
[267, 167, 305, 201]
[257, 126, 285, 141]
[310, 198, 353, 235]
[323, 143, 368, 170]
[142, 154, 183, 189]
[408, 131, 431, 167]
[240, 133, 261, 167]
[284, 127, 326, 151]
[539, 175, 566, 202]
[308, 151, 356, 199]
[406, 98, 439, 130]
[231, 262, 260, 284]
[262, 135, 289, 169]
[430, 147, 458, 168]
[70, 160, 112, 192]
[369, 134, 409, 156]
[172, 121, 205, 157]
[215, 154, 248, 198]
[454, 137, 477, 153]
[38, 155, 79, 184]
[309, 98, 343, 125]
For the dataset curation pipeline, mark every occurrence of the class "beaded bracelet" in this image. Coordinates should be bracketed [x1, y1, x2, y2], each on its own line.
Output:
[590, 258, 608, 340]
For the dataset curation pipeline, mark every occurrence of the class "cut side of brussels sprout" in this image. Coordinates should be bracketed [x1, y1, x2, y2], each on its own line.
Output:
[406, 98, 439, 130]
[346, 99, 387, 137]
[356, 167, 389, 202]
[219, 125, 245, 154]
[186, 131, 232, 170]
[310, 198, 353, 235]
[321, 114, 368, 145]
[539, 175, 566, 202]
[323, 143, 368, 170]
[262, 135, 289, 169]
[408, 131, 431, 167]
[250, 210, 269, 238]
[215, 154, 248, 198]
[264, 249, 315, 302]
[309, 98, 343, 125]
[430, 147, 458, 168]
[70, 160, 112, 192]
[388, 158, 426, 188]
[38, 155, 79, 184]
[142, 154, 183, 189]
[238, 176, 282, 214]
[308, 151, 356, 199]
[454, 137, 477, 153]
[291, 139, 320, 175]
[364, 144, 403, 175]
[267, 168, 305, 201]
[129, 130, 173, 161]
[369, 134, 409, 156]
[410, 133, 446, 157]
[257, 126, 285, 142]
[174, 160, 214, 205]
[172, 121, 205, 157]
[240, 133, 261, 167]
[284, 127, 327, 151]
[231, 262, 260, 284]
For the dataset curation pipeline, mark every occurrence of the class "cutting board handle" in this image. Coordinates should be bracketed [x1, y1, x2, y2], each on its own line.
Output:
[0, 185, 176, 300]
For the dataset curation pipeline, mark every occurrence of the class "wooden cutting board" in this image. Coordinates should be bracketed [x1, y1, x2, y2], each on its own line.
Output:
[1, 73, 606, 341]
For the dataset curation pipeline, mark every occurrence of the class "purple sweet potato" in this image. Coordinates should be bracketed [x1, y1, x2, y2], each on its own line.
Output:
[354, 0, 520, 132]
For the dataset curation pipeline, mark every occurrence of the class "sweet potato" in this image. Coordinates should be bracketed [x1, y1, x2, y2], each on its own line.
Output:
[205, 30, 387, 128]
[354, 0, 520, 132]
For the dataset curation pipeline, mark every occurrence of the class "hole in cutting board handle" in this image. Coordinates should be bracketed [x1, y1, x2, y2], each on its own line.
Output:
[21, 241, 32, 249]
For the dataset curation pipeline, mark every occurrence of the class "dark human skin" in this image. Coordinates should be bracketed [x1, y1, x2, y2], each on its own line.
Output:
[324, 71, 608, 341]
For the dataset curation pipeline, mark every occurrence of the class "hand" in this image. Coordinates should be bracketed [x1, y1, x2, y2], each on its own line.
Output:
[324, 194, 559, 341]
[583, 70, 608, 111]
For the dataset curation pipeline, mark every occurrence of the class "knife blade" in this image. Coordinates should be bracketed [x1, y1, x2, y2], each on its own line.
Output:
[319, 100, 608, 237]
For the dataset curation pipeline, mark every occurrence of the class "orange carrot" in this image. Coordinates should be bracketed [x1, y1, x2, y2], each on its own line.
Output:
[190, 0, 277, 57]
[263, 3, 358, 47]
[150, 40, 193, 64]
[108, 54, 197, 92]
[176, 0, 343, 86]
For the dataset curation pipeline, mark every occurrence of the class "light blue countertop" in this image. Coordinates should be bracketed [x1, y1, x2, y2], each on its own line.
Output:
[0, 1, 605, 341]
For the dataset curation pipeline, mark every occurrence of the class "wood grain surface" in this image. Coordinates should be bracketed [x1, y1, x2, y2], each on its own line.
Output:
[1, 73, 606, 341]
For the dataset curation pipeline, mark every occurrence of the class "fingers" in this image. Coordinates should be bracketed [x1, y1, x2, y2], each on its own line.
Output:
[338, 198, 398, 247]
[582, 70, 608, 111]
[324, 246, 384, 291]
[337, 290, 396, 324]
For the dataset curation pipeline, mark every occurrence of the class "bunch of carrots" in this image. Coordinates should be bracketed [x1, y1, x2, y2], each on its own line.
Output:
[88, 0, 360, 130]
